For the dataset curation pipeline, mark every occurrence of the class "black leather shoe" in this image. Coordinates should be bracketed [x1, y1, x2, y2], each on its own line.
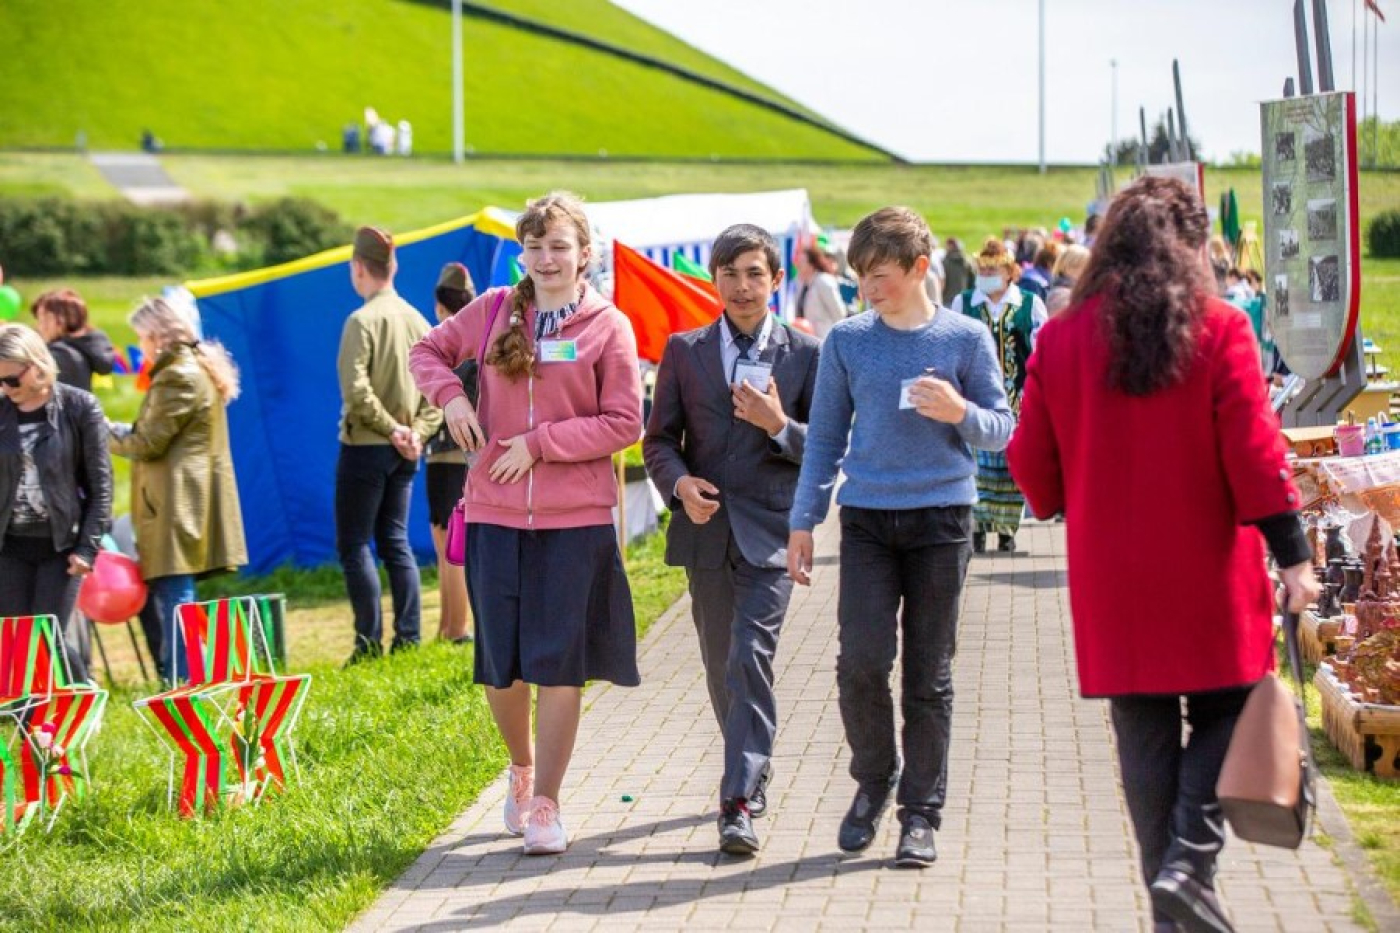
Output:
[997, 534, 1017, 553]
[894, 813, 937, 867]
[837, 762, 900, 853]
[972, 531, 987, 554]
[749, 763, 773, 819]
[1149, 869, 1235, 933]
[718, 799, 759, 855]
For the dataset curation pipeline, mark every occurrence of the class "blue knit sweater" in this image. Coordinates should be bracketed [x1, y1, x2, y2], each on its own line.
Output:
[789, 309, 1015, 532]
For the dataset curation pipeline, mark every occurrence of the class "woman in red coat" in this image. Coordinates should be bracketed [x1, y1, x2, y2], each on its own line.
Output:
[1007, 176, 1319, 933]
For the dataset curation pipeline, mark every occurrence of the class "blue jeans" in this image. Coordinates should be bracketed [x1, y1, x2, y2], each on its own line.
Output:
[335, 444, 421, 654]
[147, 573, 195, 684]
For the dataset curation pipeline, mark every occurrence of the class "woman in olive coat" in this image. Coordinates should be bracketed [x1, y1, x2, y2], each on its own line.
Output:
[110, 297, 246, 683]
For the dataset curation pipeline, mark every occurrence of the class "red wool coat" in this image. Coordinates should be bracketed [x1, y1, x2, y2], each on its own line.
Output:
[1007, 296, 1299, 697]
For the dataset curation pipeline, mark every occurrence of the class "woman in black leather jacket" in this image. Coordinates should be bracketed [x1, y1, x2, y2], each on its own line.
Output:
[0, 324, 112, 682]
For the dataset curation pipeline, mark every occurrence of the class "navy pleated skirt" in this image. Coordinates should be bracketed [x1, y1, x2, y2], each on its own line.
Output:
[466, 522, 639, 688]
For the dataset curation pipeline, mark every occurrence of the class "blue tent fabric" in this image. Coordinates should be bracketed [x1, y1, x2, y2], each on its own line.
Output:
[190, 212, 519, 574]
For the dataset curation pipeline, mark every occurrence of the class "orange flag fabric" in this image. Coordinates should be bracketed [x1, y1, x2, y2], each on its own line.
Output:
[613, 241, 721, 363]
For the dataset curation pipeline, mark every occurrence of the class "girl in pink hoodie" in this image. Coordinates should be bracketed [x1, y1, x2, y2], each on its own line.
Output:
[410, 192, 642, 857]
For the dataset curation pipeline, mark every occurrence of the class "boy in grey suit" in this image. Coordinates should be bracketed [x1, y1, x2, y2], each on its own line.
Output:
[644, 225, 820, 856]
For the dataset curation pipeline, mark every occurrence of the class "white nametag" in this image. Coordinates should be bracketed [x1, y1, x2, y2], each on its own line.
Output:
[538, 339, 578, 363]
[899, 377, 921, 410]
[733, 359, 773, 390]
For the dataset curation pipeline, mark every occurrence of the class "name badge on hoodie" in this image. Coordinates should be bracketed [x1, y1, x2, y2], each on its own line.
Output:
[538, 339, 578, 363]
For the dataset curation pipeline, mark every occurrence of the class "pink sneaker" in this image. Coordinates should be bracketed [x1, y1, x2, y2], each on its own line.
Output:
[522, 796, 568, 855]
[504, 764, 534, 836]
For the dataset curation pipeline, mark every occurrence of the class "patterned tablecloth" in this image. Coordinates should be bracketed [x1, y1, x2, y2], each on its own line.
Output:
[1296, 450, 1400, 524]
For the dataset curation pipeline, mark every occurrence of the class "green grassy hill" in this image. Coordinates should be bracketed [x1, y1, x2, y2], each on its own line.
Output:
[0, 0, 883, 160]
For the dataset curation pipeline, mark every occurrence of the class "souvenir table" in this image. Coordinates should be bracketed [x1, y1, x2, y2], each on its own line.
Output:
[1292, 455, 1400, 778]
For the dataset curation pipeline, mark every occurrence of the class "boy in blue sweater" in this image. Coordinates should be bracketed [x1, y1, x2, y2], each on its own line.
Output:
[787, 207, 1014, 867]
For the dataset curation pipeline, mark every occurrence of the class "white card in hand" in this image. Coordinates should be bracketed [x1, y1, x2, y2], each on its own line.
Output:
[733, 359, 773, 390]
[899, 377, 920, 410]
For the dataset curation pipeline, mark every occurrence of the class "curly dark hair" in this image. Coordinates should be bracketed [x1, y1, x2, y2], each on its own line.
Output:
[1070, 175, 1212, 396]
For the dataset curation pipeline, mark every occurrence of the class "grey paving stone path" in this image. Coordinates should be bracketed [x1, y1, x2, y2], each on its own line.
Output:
[89, 152, 189, 204]
[350, 520, 1372, 932]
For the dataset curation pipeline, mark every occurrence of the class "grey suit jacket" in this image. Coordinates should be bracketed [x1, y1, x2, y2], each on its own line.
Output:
[643, 318, 821, 571]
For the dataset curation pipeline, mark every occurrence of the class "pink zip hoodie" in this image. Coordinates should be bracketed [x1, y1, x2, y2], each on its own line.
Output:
[409, 284, 643, 531]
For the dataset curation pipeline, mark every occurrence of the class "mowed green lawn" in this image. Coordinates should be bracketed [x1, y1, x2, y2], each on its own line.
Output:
[0, 529, 685, 933]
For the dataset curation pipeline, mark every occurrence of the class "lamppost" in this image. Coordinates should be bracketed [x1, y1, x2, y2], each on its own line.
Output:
[1110, 59, 1118, 163]
[452, 0, 464, 164]
[1038, 0, 1046, 174]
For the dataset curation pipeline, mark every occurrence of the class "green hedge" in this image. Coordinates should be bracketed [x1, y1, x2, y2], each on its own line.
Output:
[1370, 210, 1400, 260]
[0, 196, 348, 277]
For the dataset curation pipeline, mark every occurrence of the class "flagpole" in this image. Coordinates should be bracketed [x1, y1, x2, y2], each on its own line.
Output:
[1352, 0, 1358, 91]
[1373, 5, 1380, 168]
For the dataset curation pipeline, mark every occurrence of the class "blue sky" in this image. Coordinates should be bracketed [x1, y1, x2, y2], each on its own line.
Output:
[614, 0, 1400, 163]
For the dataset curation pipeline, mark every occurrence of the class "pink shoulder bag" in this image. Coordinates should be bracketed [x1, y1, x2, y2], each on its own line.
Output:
[445, 289, 507, 566]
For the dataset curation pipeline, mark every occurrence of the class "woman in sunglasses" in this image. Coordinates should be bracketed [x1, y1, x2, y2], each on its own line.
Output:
[109, 297, 247, 685]
[0, 324, 112, 683]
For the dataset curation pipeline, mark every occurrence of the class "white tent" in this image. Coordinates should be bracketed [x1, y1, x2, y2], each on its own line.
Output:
[588, 189, 816, 314]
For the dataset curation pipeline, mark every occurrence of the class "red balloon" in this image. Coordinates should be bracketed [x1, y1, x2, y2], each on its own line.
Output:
[77, 551, 148, 624]
[790, 316, 816, 336]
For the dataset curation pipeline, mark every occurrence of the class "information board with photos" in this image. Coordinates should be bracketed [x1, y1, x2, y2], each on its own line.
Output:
[1260, 91, 1360, 379]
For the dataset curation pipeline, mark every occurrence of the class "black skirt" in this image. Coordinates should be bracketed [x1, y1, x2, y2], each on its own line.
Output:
[426, 461, 467, 528]
[466, 522, 639, 688]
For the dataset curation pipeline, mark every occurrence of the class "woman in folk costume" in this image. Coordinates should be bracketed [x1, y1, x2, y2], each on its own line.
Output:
[948, 238, 1046, 553]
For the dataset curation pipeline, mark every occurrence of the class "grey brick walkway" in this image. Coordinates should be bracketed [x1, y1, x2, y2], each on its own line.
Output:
[350, 521, 1368, 932]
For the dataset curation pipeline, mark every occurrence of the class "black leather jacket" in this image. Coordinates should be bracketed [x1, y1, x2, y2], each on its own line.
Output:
[0, 382, 113, 563]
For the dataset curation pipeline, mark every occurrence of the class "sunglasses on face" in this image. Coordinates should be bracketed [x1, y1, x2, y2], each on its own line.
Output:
[0, 366, 30, 388]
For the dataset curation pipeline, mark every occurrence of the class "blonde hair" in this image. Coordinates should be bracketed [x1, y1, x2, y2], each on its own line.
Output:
[1052, 244, 1091, 282]
[0, 324, 58, 387]
[976, 237, 1021, 281]
[487, 191, 592, 381]
[129, 297, 241, 403]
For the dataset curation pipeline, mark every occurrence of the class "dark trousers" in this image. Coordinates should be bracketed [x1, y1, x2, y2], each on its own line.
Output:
[0, 535, 86, 683]
[335, 444, 421, 653]
[836, 505, 972, 828]
[687, 535, 793, 802]
[1110, 686, 1252, 920]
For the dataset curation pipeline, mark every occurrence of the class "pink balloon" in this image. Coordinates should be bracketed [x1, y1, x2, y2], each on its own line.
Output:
[77, 551, 148, 624]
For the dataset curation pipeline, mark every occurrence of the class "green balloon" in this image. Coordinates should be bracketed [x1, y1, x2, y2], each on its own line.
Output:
[0, 286, 21, 321]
